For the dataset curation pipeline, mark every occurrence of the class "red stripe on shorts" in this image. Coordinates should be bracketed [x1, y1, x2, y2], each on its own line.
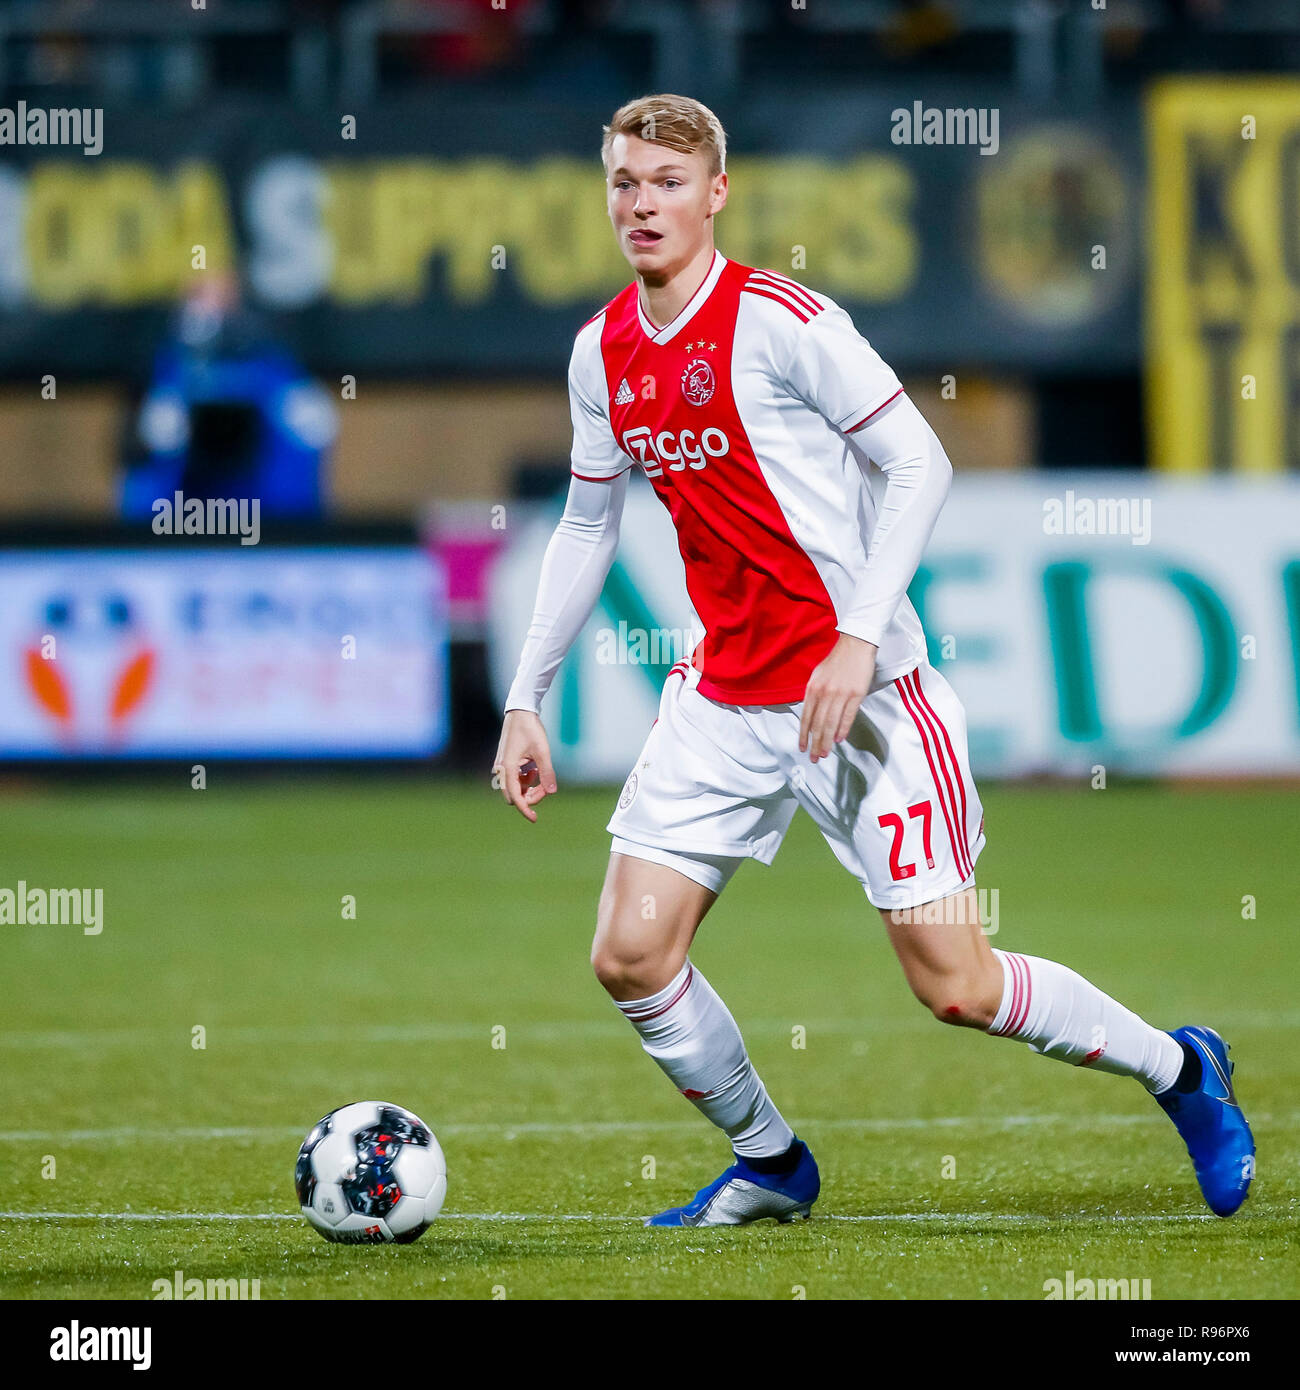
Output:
[903, 670, 972, 880]
[911, 667, 973, 879]
[895, 673, 966, 885]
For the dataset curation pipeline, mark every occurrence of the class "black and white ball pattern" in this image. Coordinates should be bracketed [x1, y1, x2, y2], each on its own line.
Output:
[295, 1101, 446, 1243]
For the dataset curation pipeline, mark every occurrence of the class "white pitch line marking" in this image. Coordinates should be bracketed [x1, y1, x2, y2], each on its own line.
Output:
[0, 1210, 1221, 1226]
[0, 1111, 1292, 1144]
[0, 1115, 1168, 1142]
[2, 1011, 1296, 1050]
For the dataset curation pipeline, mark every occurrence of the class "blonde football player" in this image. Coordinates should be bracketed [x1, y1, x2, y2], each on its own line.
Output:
[494, 95, 1253, 1226]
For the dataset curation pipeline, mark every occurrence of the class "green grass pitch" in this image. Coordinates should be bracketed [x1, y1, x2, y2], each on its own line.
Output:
[0, 776, 1295, 1300]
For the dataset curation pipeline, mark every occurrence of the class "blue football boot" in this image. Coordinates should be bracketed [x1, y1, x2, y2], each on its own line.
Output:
[1156, 1026, 1255, 1217]
[645, 1138, 820, 1227]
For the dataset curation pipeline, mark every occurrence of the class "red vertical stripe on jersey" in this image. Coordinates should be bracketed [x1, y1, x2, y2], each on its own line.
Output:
[895, 673, 965, 887]
[599, 258, 841, 703]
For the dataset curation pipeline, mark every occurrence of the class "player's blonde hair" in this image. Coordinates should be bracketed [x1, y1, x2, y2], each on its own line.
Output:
[601, 94, 727, 178]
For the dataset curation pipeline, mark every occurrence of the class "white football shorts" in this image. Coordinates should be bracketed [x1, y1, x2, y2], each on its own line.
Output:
[607, 657, 985, 910]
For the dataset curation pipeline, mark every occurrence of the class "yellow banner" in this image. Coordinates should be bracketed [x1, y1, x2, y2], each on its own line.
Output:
[1147, 79, 1300, 472]
[15, 155, 917, 311]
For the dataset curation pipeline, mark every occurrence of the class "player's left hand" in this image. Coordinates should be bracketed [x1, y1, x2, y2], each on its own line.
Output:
[798, 634, 878, 762]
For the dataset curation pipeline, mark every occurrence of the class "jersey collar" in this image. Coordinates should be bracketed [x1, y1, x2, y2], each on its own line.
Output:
[636, 251, 727, 346]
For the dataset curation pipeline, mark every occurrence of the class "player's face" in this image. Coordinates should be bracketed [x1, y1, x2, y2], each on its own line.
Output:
[605, 133, 726, 283]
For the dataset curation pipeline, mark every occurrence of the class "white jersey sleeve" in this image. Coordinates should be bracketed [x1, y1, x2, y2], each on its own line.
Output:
[837, 394, 952, 648]
[505, 314, 635, 714]
[569, 313, 631, 481]
[503, 471, 628, 713]
[780, 299, 903, 435]
[774, 295, 946, 650]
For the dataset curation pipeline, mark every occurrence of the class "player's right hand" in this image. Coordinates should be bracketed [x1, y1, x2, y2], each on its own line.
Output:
[492, 709, 558, 822]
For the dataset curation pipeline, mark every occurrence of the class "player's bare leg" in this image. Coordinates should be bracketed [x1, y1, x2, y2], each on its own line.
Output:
[881, 887, 1002, 1028]
[590, 851, 714, 1000]
[882, 885, 1255, 1215]
[592, 851, 818, 1224]
[591, 852, 792, 1149]
[884, 885, 1182, 1073]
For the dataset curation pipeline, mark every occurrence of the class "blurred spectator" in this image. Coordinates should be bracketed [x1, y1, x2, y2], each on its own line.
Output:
[121, 272, 338, 521]
[403, 0, 537, 80]
[880, 1, 962, 61]
[14, 0, 99, 90]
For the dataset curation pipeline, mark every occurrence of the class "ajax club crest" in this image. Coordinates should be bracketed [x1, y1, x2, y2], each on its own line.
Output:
[681, 358, 715, 406]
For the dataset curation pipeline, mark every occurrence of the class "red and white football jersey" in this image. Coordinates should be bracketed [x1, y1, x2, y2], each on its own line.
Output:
[569, 251, 928, 705]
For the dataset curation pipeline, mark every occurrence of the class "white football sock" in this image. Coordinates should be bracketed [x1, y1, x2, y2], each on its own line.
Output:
[989, 950, 1183, 1093]
[614, 960, 795, 1158]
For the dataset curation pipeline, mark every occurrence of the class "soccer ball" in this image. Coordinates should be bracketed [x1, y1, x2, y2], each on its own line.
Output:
[294, 1101, 446, 1243]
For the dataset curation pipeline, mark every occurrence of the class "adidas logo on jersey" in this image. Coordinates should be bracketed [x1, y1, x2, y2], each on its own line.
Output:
[614, 378, 635, 405]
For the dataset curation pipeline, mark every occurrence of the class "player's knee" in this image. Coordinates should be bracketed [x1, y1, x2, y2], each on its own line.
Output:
[586, 900, 681, 1000]
[932, 1000, 995, 1029]
[591, 944, 672, 1000]
[590, 941, 636, 994]
[916, 978, 998, 1030]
